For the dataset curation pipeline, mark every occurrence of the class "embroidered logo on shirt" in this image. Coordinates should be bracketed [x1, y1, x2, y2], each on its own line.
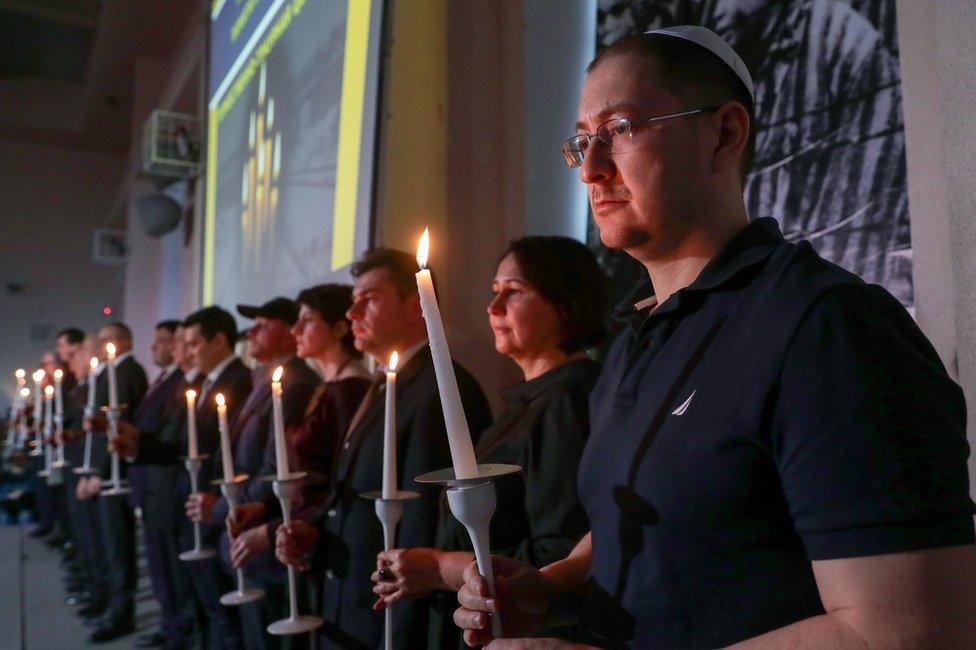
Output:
[671, 389, 696, 416]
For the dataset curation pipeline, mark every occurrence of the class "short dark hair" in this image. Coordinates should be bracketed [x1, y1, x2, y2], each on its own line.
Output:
[502, 236, 609, 354]
[351, 248, 427, 297]
[182, 306, 237, 348]
[101, 321, 133, 342]
[56, 327, 85, 344]
[156, 320, 181, 334]
[587, 32, 756, 180]
[296, 284, 361, 359]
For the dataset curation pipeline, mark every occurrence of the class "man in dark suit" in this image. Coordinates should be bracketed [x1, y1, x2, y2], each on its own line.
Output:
[87, 322, 149, 643]
[186, 297, 319, 649]
[180, 306, 252, 649]
[276, 249, 493, 649]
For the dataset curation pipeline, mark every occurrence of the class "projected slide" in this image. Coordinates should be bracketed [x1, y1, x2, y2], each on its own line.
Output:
[205, 0, 383, 313]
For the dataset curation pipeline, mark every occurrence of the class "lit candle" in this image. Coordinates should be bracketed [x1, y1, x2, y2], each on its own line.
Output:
[52, 369, 64, 419]
[19, 387, 30, 438]
[383, 352, 398, 499]
[185, 389, 199, 459]
[87, 357, 98, 411]
[271, 366, 288, 480]
[15, 368, 25, 387]
[105, 343, 118, 410]
[43, 384, 54, 434]
[216, 393, 234, 483]
[32, 369, 44, 427]
[415, 228, 478, 479]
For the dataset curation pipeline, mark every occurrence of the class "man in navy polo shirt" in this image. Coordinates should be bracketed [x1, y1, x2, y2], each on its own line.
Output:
[454, 26, 976, 648]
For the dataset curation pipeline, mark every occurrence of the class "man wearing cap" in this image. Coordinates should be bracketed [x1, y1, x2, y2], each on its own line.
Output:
[185, 297, 319, 649]
[454, 27, 976, 648]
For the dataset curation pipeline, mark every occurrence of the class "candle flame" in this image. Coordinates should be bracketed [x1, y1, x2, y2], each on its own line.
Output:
[186, 389, 197, 400]
[20, 387, 30, 398]
[272, 366, 284, 383]
[15, 368, 25, 380]
[90, 356, 99, 370]
[44, 385, 54, 397]
[33, 369, 45, 382]
[215, 393, 225, 407]
[416, 227, 430, 269]
[106, 342, 116, 359]
[53, 369, 63, 381]
[389, 351, 398, 372]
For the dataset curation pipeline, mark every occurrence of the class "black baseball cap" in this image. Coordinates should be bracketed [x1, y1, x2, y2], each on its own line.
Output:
[236, 297, 299, 325]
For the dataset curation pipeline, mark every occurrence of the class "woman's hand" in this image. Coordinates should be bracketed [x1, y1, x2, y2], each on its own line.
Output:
[227, 502, 268, 539]
[230, 524, 270, 568]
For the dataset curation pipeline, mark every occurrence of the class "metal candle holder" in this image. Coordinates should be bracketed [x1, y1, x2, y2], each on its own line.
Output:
[361, 489, 420, 650]
[215, 474, 265, 606]
[73, 407, 96, 475]
[264, 472, 323, 636]
[416, 463, 521, 638]
[100, 406, 129, 497]
[179, 455, 216, 561]
[50, 413, 70, 470]
[37, 416, 54, 480]
[29, 417, 44, 457]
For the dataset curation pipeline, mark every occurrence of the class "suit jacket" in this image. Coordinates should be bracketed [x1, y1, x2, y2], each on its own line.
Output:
[210, 356, 319, 522]
[312, 346, 492, 650]
[127, 368, 185, 513]
[94, 354, 149, 478]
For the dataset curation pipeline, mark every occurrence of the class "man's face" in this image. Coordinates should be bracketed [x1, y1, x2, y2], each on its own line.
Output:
[577, 54, 708, 258]
[346, 268, 418, 357]
[172, 326, 189, 368]
[246, 316, 295, 363]
[56, 335, 80, 365]
[183, 323, 228, 375]
[151, 327, 176, 369]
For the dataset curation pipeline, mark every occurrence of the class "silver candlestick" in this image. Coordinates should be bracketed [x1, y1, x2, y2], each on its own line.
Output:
[216, 474, 265, 606]
[73, 406, 96, 475]
[265, 472, 323, 635]
[179, 455, 216, 561]
[361, 489, 420, 650]
[101, 406, 129, 496]
[416, 463, 521, 638]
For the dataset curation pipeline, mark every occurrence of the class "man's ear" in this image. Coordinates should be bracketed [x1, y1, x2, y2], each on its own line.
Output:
[406, 291, 424, 321]
[711, 101, 750, 175]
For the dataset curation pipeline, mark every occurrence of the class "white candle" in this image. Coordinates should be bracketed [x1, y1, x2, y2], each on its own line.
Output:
[87, 357, 98, 411]
[52, 369, 64, 419]
[271, 366, 289, 480]
[216, 393, 234, 483]
[32, 369, 44, 427]
[105, 343, 118, 410]
[185, 389, 199, 459]
[415, 228, 478, 479]
[43, 385, 54, 434]
[14, 368, 25, 387]
[383, 352, 399, 498]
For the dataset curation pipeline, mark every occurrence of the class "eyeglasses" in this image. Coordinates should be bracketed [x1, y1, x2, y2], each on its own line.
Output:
[561, 106, 719, 168]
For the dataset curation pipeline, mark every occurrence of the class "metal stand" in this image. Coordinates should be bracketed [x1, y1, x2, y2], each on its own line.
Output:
[217, 474, 265, 606]
[101, 407, 129, 496]
[51, 413, 70, 470]
[179, 455, 216, 561]
[266, 472, 323, 635]
[37, 417, 54, 479]
[73, 406, 96, 475]
[416, 463, 521, 638]
[361, 490, 420, 650]
[29, 420, 43, 457]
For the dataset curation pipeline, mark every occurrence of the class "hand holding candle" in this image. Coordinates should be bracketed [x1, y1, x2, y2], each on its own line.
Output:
[382, 352, 398, 499]
[271, 366, 289, 480]
[216, 393, 234, 483]
[186, 389, 199, 459]
[415, 228, 478, 479]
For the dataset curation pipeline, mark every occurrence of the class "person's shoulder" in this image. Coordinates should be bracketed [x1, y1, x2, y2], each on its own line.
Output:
[284, 358, 321, 387]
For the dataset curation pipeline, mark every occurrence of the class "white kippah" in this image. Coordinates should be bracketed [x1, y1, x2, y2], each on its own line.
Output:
[644, 25, 755, 102]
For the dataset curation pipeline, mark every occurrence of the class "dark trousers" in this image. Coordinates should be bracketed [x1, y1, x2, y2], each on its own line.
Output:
[182, 520, 242, 649]
[98, 491, 136, 620]
[144, 526, 196, 643]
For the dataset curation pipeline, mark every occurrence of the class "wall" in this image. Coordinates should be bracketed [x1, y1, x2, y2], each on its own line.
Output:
[0, 140, 126, 409]
[897, 0, 976, 493]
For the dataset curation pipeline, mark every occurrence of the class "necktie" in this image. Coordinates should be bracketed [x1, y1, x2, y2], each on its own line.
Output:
[340, 372, 384, 450]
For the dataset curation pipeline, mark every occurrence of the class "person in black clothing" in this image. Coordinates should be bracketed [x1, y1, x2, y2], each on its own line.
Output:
[370, 237, 608, 649]
[454, 27, 976, 649]
[275, 249, 493, 649]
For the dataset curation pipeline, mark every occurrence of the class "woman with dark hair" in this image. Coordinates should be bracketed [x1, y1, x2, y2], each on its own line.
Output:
[370, 236, 609, 648]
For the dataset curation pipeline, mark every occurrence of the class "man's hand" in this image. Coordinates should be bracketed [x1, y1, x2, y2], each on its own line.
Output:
[85, 413, 108, 433]
[275, 520, 318, 569]
[185, 492, 219, 524]
[108, 420, 138, 457]
[75, 477, 90, 500]
[79, 475, 103, 500]
[61, 428, 85, 443]
[230, 524, 271, 568]
[371, 548, 450, 608]
[227, 502, 268, 539]
[455, 556, 553, 647]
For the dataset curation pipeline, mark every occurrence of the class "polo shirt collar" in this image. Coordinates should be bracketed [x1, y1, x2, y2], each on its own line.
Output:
[614, 218, 784, 329]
